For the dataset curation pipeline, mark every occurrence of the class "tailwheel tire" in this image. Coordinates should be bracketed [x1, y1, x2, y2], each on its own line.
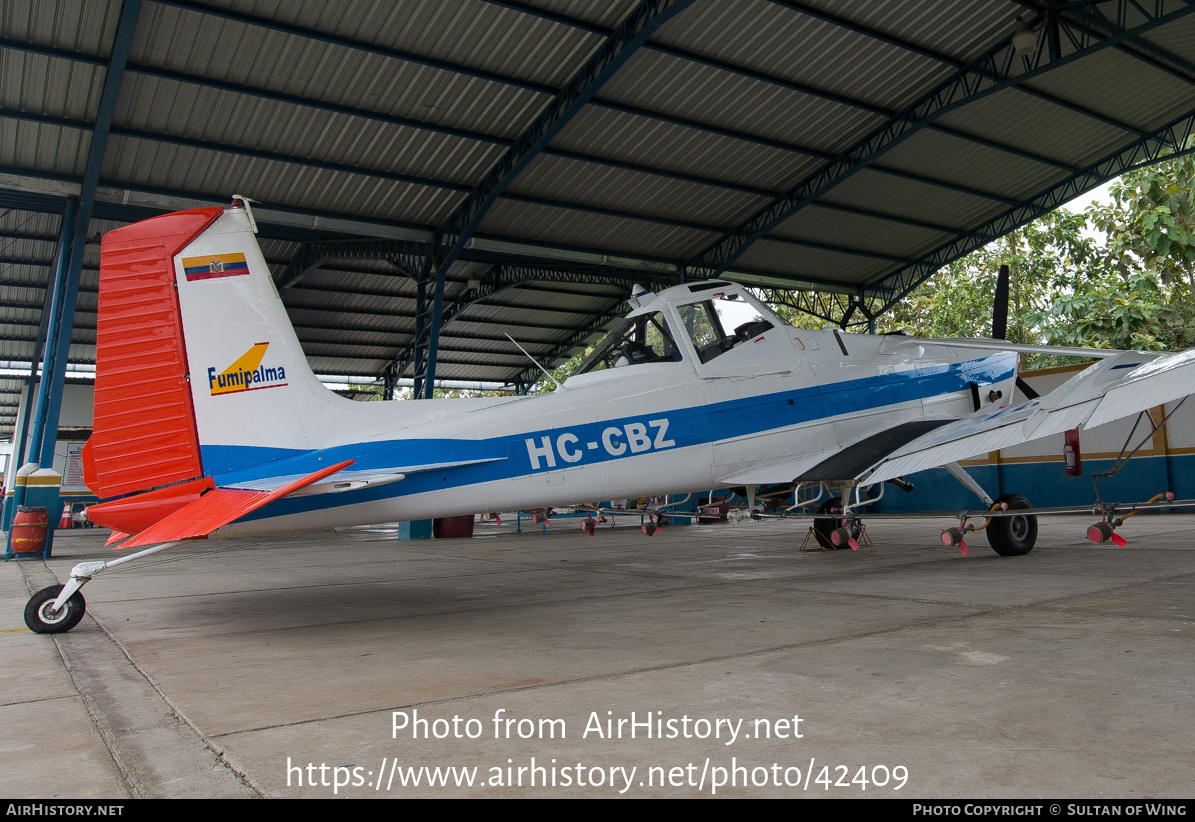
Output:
[986, 494, 1038, 556]
[24, 584, 86, 634]
[812, 498, 859, 550]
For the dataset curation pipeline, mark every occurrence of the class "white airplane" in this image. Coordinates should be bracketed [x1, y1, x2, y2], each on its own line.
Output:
[22, 199, 1195, 633]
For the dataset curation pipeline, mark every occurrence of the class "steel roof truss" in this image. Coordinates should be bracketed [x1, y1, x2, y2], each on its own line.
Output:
[689, 0, 1195, 277]
[416, 0, 701, 399]
[408, 0, 698, 400]
[857, 103, 1195, 324]
[1, 47, 1042, 227]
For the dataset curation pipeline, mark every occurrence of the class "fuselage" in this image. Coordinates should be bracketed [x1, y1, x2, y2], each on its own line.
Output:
[209, 282, 1018, 536]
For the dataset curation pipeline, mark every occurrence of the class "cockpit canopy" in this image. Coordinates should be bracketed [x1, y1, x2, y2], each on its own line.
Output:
[575, 311, 681, 374]
[575, 281, 777, 375]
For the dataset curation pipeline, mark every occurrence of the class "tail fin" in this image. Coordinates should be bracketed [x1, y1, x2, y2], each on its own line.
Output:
[171, 201, 350, 476]
[86, 200, 357, 500]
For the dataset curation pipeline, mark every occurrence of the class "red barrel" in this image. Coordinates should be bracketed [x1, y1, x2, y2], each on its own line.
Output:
[11, 506, 49, 554]
[433, 515, 476, 539]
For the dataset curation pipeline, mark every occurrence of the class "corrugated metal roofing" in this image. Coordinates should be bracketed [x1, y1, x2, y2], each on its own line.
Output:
[769, 204, 953, 259]
[878, 128, 1069, 201]
[2, 0, 1195, 431]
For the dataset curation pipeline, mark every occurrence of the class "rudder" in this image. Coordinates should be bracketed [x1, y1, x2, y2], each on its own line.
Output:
[84, 207, 223, 498]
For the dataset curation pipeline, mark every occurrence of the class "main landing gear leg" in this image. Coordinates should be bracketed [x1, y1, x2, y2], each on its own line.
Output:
[24, 541, 180, 634]
[945, 462, 993, 507]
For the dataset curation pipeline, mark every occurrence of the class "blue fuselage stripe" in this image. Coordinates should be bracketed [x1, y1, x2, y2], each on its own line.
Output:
[201, 354, 1015, 521]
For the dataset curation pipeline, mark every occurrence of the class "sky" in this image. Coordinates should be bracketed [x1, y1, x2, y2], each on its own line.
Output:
[1061, 179, 1116, 214]
[1058, 178, 1118, 244]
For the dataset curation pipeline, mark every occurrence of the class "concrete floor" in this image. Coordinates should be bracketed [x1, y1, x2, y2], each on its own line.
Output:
[1, 512, 1192, 798]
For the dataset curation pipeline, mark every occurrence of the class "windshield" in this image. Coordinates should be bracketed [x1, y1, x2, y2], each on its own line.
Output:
[677, 293, 773, 364]
[576, 311, 682, 375]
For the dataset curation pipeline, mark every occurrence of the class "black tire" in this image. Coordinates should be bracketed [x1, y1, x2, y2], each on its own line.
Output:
[24, 585, 86, 634]
[986, 494, 1038, 556]
[813, 498, 859, 550]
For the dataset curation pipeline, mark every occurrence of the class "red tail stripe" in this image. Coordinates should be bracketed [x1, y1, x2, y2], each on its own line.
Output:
[87, 208, 223, 498]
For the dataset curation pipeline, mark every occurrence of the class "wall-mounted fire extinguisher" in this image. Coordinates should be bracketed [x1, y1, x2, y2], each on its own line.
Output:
[1064, 428, 1082, 477]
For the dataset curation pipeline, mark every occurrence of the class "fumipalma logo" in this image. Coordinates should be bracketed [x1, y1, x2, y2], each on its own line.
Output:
[208, 342, 287, 396]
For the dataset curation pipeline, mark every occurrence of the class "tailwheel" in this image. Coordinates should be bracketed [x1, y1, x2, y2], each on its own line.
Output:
[24, 585, 86, 634]
[986, 494, 1038, 556]
[812, 498, 859, 550]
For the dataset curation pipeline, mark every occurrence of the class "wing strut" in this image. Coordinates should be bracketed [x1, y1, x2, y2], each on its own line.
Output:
[1093, 398, 1187, 500]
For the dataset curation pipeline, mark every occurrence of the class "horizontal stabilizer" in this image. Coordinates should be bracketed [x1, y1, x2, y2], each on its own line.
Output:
[105, 530, 131, 547]
[220, 455, 506, 494]
[119, 460, 354, 548]
[225, 469, 406, 495]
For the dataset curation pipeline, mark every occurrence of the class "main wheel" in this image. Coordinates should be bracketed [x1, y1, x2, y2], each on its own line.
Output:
[24, 585, 86, 634]
[986, 494, 1038, 556]
[812, 498, 859, 550]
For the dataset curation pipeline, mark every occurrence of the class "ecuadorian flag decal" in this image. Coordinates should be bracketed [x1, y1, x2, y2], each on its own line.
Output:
[182, 252, 249, 281]
[208, 343, 288, 396]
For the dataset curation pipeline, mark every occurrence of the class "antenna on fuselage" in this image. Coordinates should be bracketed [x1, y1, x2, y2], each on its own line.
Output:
[505, 333, 567, 391]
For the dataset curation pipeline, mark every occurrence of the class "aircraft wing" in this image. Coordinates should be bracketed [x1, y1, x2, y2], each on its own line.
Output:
[924, 337, 1125, 360]
[857, 348, 1195, 485]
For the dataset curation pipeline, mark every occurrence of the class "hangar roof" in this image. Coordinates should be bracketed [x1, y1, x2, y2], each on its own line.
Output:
[3, 0, 1195, 436]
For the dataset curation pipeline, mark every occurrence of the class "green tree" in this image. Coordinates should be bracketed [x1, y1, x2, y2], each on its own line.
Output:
[762, 153, 1195, 363]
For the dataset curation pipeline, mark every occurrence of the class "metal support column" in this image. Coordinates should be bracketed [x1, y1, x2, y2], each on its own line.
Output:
[26, 198, 78, 467]
[382, 363, 396, 401]
[421, 269, 446, 400]
[838, 300, 857, 330]
[36, 212, 91, 469]
[2, 280, 52, 533]
[15, 201, 74, 471]
[855, 291, 876, 334]
[410, 262, 430, 399]
[16, 0, 143, 560]
[408, 255, 448, 400]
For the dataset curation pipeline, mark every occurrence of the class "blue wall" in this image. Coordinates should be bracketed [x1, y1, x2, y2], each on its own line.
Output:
[868, 454, 1181, 512]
